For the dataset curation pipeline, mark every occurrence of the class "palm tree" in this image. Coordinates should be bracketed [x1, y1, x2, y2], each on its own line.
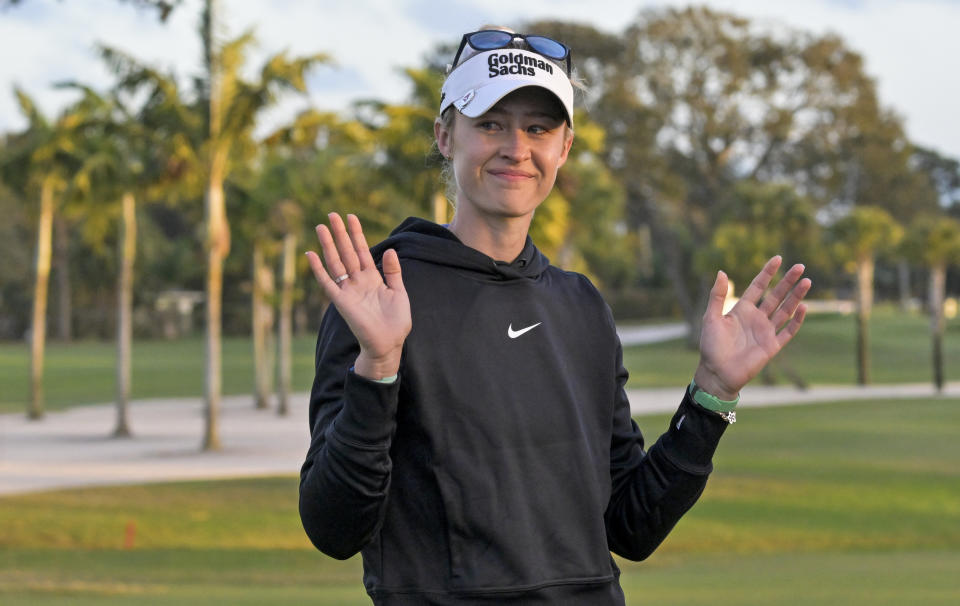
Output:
[256, 110, 371, 414]
[273, 200, 303, 416]
[57, 84, 137, 435]
[96, 45, 204, 435]
[65, 84, 153, 436]
[0, 90, 85, 419]
[902, 215, 960, 392]
[251, 237, 277, 410]
[831, 206, 903, 385]
[230, 161, 278, 411]
[198, 0, 329, 449]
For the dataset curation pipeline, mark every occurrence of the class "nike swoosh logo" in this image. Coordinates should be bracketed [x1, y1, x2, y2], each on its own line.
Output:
[507, 322, 542, 339]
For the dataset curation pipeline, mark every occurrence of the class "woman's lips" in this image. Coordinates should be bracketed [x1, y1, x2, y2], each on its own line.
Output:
[488, 169, 534, 181]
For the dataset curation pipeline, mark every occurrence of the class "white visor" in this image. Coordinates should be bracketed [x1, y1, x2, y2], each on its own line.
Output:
[440, 48, 574, 126]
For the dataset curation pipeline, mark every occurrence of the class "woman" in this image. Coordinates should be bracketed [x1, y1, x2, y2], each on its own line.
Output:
[300, 29, 810, 605]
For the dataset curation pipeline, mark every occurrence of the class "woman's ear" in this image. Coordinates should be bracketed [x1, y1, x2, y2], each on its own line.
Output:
[556, 128, 574, 169]
[435, 118, 451, 158]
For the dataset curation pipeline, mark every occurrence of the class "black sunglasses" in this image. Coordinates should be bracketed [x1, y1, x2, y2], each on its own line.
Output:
[452, 30, 572, 76]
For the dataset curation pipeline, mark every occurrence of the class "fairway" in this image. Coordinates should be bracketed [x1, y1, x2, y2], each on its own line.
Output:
[1, 398, 958, 604]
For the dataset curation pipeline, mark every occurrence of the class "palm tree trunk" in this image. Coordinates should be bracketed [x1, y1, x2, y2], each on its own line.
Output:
[855, 256, 874, 386]
[203, 149, 229, 451]
[114, 192, 136, 437]
[28, 176, 55, 419]
[930, 263, 946, 393]
[54, 214, 72, 341]
[252, 242, 275, 409]
[201, 0, 227, 451]
[277, 232, 295, 416]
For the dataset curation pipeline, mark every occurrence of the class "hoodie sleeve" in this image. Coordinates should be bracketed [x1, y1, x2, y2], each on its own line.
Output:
[299, 304, 400, 560]
[604, 340, 728, 561]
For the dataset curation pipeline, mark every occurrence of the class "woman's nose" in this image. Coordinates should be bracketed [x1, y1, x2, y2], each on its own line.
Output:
[499, 129, 531, 161]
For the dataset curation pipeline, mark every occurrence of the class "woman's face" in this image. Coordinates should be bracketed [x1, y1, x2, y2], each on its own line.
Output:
[436, 87, 573, 224]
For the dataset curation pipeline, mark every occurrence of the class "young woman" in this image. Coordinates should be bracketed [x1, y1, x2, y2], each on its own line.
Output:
[300, 29, 810, 605]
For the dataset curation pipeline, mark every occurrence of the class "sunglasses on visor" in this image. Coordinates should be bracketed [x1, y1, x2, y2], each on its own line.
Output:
[452, 30, 572, 76]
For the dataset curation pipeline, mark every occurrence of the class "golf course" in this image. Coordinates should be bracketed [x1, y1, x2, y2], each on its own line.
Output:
[2, 309, 958, 604]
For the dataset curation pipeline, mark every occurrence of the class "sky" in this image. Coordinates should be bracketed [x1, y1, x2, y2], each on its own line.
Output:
[1, 0, 959, 159]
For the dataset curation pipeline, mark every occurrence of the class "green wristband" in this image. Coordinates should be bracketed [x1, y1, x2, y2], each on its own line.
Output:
[350, 367, 398, 384]
[688, 379, 739, 413]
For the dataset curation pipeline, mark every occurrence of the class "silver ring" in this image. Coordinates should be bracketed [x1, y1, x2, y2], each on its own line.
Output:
[334, 273, 349, 284]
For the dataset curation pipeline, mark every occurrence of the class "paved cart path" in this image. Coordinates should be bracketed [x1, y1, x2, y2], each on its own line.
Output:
[3, 381, 958, 497]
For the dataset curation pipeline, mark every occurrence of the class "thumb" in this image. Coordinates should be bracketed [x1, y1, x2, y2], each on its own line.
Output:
[381, 249, 405, 292]
[705, 270, 728, 319]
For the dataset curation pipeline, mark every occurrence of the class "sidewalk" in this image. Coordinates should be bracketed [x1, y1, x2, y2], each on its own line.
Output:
[2, 382, 958, 497]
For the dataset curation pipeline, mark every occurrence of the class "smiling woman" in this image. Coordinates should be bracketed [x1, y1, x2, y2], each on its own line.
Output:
[298, 25, 811, 606]
[435, 86, 573, 248]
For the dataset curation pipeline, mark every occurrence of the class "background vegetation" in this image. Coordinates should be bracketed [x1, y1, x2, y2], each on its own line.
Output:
[2, 2, 959, 438]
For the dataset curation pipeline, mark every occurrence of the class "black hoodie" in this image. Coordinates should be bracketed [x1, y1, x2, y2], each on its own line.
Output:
[299, 218, 727, 605]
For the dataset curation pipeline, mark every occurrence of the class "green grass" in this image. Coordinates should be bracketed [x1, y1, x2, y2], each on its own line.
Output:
[624, 306, 960, 387]
[1, 398, 958, 604]
[1, 306, 957, 413]
[0, 336, 320, 414]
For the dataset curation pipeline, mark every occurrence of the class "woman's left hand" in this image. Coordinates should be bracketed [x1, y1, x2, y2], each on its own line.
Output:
[693, 256, 812, 400]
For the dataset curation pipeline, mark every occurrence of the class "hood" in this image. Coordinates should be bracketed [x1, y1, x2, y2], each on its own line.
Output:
[370, 217, 550, 282]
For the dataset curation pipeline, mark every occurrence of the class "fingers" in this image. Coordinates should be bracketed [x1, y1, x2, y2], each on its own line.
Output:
[328, 213, 362, 275]
[347, 214, 376, 270]
[759, 263, 806, 317]
[770, 276, 812, 329]
[305, 250, 339, 298]
[739, 256, 782, 305]
[314, 213, 370, 284]
[308, 213, 404, 293]
[704, 270, 728, 320]
[314, 223, 349, 284]
[776, 302, 808, 348]
[381, 248, 406, 293]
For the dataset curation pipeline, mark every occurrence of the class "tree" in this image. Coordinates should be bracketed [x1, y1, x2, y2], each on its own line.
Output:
[529, 110, 636, 288]
[197, 0, 328, 449]
[0, 89, 86, 418]
[273, 200, 302, 416]
[352, 67, 447, 227]
[902, 215, 960, 392]
[0, 172, 33, 341]
[702, 181, 821, 290]
[230, 157, 278, 411]
[532, 9, 904, 345]
[913, 147, 960, 206]
[830, 206, 902, 385]
[797, 88, 939, 310]
[255, 108, 383, 412]
[58, 83, 139, 435]
[96, 44, 203, 435]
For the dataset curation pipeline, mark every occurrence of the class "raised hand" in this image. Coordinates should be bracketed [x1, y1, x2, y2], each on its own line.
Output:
[694, 256, 811, 400]
[306, 213, 411, 380]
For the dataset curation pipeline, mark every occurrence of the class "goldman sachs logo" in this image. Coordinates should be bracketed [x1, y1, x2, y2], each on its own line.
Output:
[488, 52, 555, 78]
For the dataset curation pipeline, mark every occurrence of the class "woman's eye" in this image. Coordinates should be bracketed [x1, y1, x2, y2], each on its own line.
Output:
[477, 121, 499, 131]
[528, 125, 548, 134]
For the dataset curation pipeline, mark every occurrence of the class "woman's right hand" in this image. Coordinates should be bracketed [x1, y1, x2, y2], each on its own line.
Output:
[306, 213, 411, 380]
